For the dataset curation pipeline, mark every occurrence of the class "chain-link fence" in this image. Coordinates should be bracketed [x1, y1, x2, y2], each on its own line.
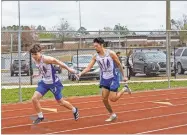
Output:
[1, 30, 187, 103]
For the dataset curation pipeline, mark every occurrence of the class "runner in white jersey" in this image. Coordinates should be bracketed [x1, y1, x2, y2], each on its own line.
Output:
[30, 44, 79, 124]
[77, 37, 132, 122]
[34, 55, 59, 84]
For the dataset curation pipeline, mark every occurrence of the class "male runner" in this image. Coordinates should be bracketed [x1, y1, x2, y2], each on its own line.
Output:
[30, 44, 79, 124]
[77, 37, 131, 122]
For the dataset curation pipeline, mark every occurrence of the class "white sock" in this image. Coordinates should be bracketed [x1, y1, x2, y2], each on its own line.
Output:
[72, 107, 76, 113]
[111, 113, 117, 117]
[38, 112, 43, 118]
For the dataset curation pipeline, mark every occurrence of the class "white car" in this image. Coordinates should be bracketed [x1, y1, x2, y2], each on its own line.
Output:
[175, 47, 187, 74]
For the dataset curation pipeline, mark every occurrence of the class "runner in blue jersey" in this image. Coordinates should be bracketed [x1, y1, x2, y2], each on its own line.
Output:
[30, 44, 79, 124]
[77, 37, 131, 122]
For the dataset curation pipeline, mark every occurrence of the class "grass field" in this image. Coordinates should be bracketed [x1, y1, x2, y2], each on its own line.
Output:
[1, 80, 187, 104]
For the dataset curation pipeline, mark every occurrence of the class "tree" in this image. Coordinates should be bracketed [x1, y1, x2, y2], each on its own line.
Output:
[113, 23, 129, 35]
[149, 31, 153, 35]
[77, 26, 89, 35]
[7, 26, 12, 30]
[132, 32, 136, 35]
[2, 26, 6, 30]
[171, 15, 187, 30]
[37, 25, 46, 31]
[21, 26, 39, 51]
[56, 18, 76, 48]
[1, 25, 38, 51]
[179, 24, 187, 45]
[171, 14, 187, 44]
[100, 27, 113, 35]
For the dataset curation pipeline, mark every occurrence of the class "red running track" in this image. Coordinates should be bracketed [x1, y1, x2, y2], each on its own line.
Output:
[1, 88, 187, 134]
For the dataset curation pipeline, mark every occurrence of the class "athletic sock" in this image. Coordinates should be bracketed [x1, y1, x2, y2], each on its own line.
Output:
[111, 113, 117, 117]
[72, 107, 76, 113]
[38, 112, 44, 118]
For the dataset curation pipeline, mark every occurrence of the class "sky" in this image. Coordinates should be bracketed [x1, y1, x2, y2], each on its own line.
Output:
[1, 1, 187, 31]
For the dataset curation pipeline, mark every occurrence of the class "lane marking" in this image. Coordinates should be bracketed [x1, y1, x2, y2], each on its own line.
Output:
[2, 103, 187, 129]
[137, 123, 187, 134]
[3, 91, 187, 112]
[48, 112, 187, 134]
[2, 96, 187, 120]
[153, 102, 173, 106]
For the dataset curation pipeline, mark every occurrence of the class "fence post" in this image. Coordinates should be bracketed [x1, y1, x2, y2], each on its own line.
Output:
[166, 0, 171, 88]
[30, 52, 33, 85]
[10, 34, 13, 69]
[77, 49, 79, 83]
[18, 1, 22, 102]
[174, 46, 176, 79]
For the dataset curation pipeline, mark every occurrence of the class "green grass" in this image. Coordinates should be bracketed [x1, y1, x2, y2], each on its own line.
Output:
[1, 81, 187, 104]
[39, 33, 56, 39]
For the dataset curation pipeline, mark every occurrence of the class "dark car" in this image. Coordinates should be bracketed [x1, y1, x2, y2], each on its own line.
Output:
[131, 51, 174, 76]
[10, 60, 30, 76]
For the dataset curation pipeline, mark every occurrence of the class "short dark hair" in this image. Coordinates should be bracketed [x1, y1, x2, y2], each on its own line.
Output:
[116, 52, 121, 55]
[93, 37, 105, 45]
[29, 44, 42, 54]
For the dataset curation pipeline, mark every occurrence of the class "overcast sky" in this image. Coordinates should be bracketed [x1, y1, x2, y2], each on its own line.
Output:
[2, 1, 187, 31]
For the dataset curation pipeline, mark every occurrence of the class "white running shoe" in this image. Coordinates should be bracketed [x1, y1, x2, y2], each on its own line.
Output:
[123, 84, 132, 95]
[105, 114, 117, 122]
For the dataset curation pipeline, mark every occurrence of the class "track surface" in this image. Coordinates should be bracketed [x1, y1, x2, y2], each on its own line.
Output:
[2, 88, 187, 134]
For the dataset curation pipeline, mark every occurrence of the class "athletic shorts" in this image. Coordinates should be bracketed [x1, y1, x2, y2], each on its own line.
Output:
[36, 80, 63, 100]
[99, 76, 120, 92]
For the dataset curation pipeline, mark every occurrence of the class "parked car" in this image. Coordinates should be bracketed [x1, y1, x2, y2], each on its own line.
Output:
[68, 55, 100, 81]
[10, 60, 30, 76]
[64, 61, 73, 67]
[174, 47, 187, 74]
[53, 61, 73, 74]
[131, 51, 174, 76]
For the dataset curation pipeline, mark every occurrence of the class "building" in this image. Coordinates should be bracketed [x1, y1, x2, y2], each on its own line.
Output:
[1, 33, 182, 52]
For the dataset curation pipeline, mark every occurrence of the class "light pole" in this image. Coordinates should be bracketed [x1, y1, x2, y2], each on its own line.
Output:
[78, 1, 82, 49]
[118, 23, 121, 50]
[18, 1, 22, 102]
[166, 0, 171, 88]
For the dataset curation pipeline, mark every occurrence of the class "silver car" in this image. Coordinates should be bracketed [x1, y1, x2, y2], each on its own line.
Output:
[175, 47, 187, 74]
[68, 54, 100, 81]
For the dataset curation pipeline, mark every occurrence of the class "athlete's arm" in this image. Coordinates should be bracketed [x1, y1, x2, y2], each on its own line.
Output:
[43, 56, 76, 74]
[109, 51, 127, 81]
[78, 55, 96, 77]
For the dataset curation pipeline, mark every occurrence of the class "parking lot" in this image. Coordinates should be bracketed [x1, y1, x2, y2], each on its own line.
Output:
[2, 47, 187, 86]
[1, 69, 186, 86]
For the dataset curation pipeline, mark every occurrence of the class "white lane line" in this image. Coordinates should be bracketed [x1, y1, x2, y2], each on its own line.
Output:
[2, 102, 187, 129]
[3, 91, 187, 112]
[47, 112, 187, 134]
[137, 123, 187, 134]
[2, 96, 187, 120]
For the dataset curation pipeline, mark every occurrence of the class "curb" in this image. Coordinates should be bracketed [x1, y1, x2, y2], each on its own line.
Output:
[2, 79, 187, 89]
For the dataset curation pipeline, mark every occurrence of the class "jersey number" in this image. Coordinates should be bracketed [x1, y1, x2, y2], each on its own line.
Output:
[98, 59, 110, 72]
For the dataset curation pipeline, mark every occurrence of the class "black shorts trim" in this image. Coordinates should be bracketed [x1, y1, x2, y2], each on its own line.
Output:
[99, 85, 118, 92]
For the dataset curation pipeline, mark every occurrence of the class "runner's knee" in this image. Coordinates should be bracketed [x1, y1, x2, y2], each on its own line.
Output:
[109, 97, 117, 102]
[32, 96, 39, 103]
[57, 98, 65, 106]
[102, 96, 108, 102]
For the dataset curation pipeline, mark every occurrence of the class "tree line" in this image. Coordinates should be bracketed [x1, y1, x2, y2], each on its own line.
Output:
[1, 14, 187, 51]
